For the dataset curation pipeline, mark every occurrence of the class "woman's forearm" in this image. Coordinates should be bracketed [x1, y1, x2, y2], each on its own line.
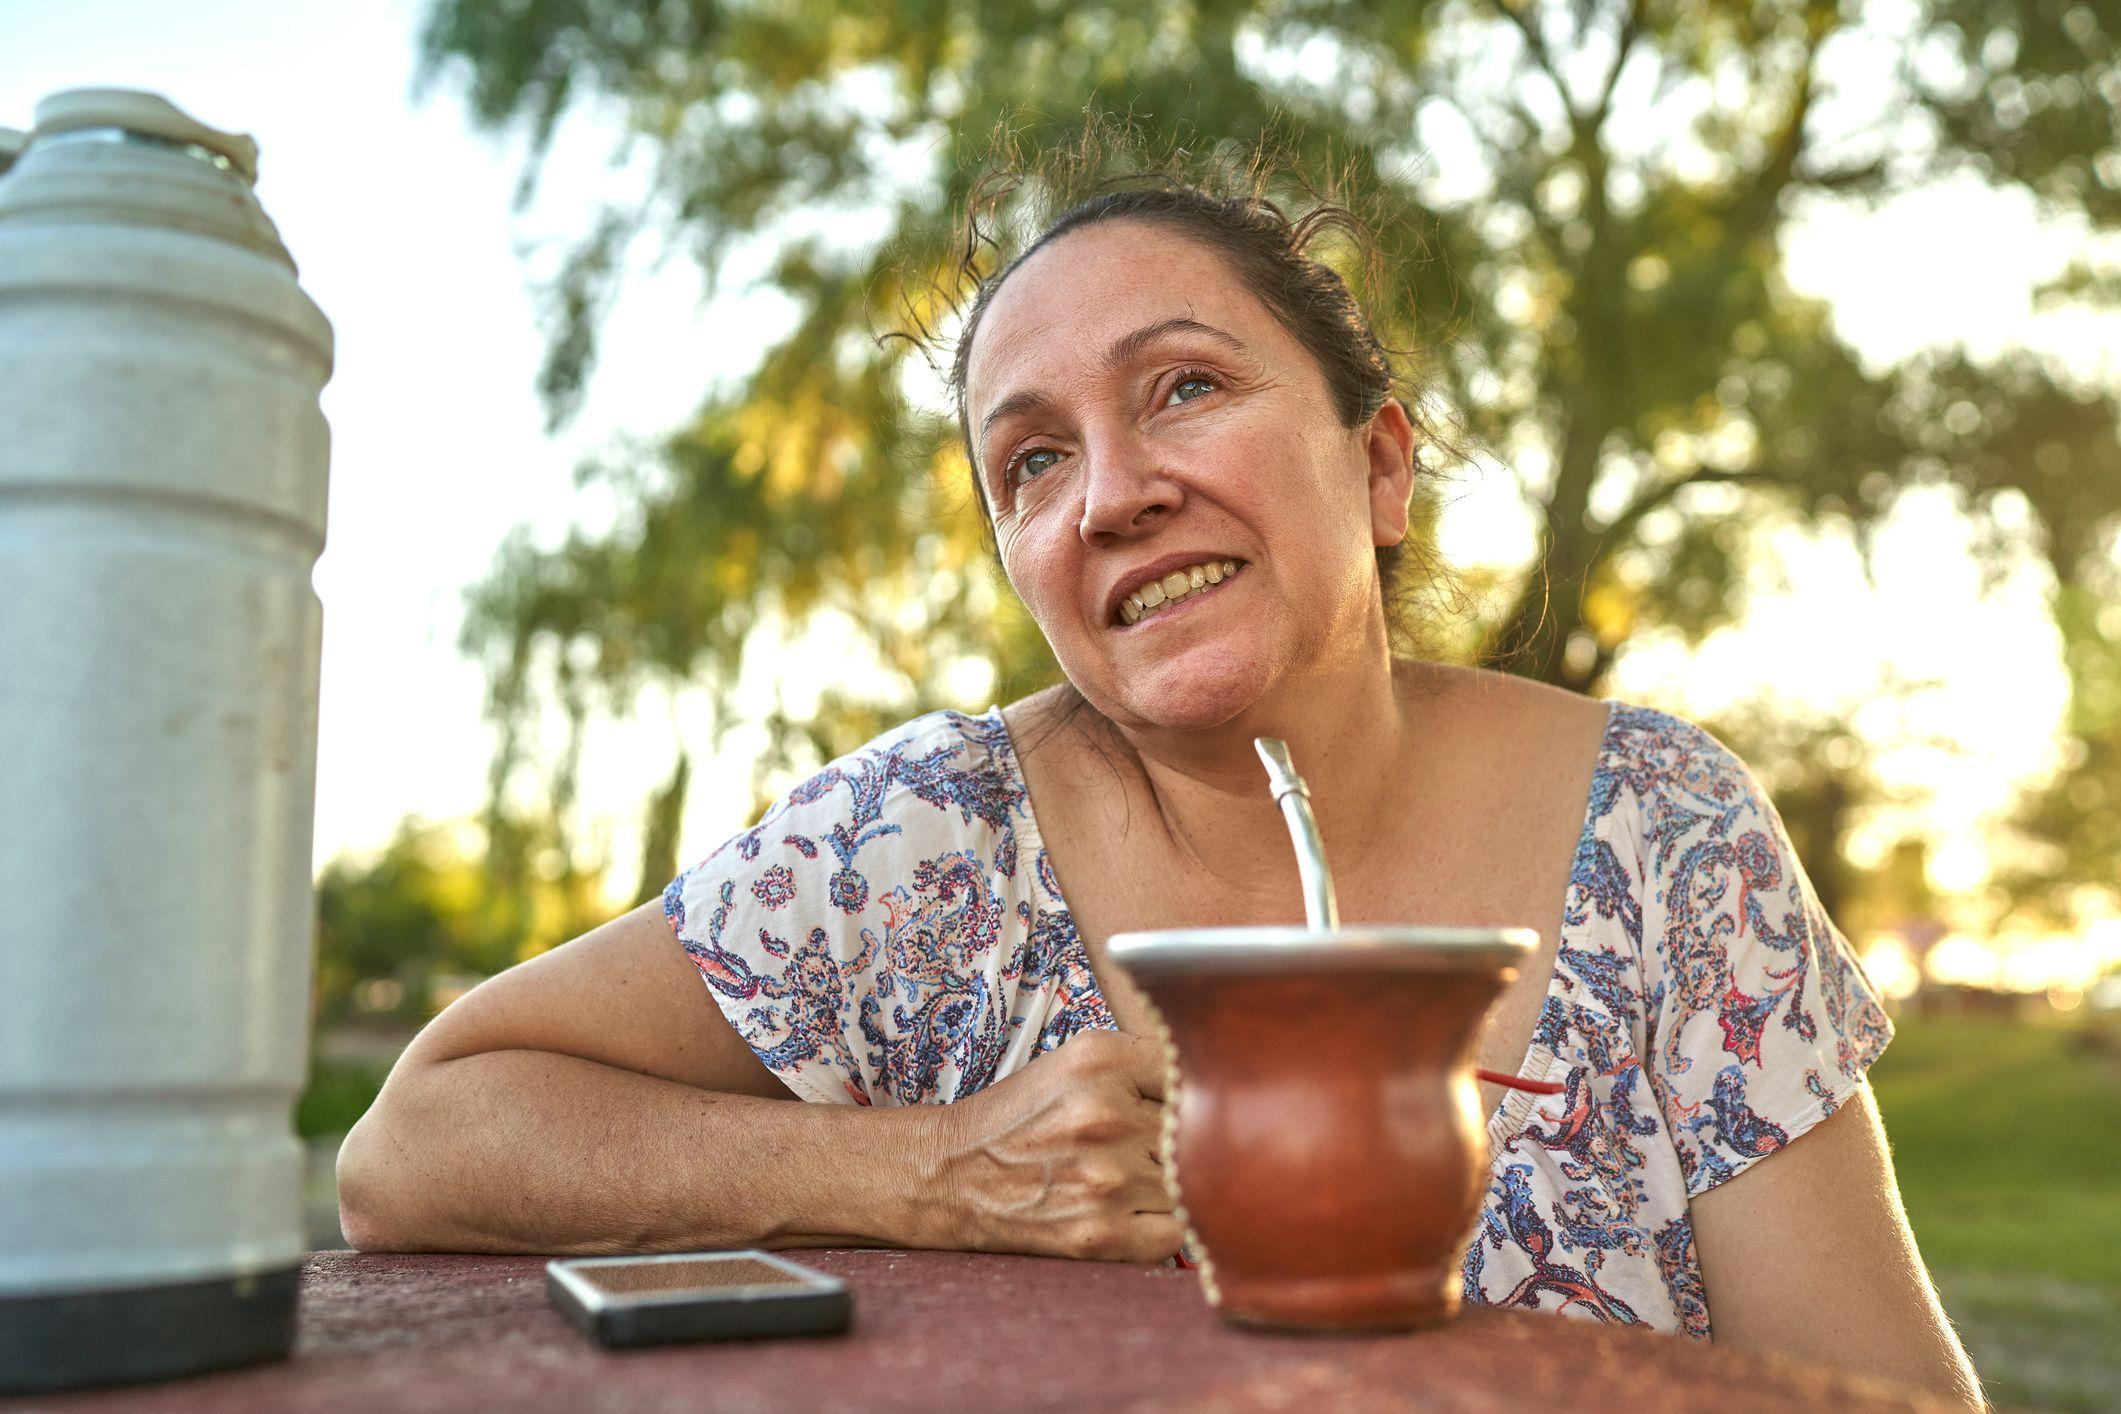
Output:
[334, 1047, 944, 1255]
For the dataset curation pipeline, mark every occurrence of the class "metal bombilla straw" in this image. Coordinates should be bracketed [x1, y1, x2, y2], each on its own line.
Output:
[1253, 738, 1338, 932]
[1250, 736, 1561, 1096]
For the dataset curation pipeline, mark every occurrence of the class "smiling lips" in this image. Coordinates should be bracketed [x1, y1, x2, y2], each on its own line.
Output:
[1117, 558, 1244, 626]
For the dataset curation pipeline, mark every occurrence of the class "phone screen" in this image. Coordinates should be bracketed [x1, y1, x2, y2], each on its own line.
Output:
[570, 1256, 817, 1297]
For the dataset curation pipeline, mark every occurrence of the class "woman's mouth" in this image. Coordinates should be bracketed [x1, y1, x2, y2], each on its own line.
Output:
[1113, 559, 1246, 629]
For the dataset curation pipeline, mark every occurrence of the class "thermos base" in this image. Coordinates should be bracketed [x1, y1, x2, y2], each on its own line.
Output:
[0, 1265, 299, 1393]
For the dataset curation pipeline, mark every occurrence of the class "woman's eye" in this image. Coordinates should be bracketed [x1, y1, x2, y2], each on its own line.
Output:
[1168, 375, 1217, 405]
[1013, 448, 1060, 481]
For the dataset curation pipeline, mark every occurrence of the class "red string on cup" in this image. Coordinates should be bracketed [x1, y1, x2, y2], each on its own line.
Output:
[1475, 1067, 1563, 1095]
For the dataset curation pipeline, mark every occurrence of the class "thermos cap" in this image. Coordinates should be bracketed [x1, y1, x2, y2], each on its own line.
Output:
[31, 89, 259, 183]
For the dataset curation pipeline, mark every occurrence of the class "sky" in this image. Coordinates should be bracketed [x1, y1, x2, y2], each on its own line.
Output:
[5, 0, 2114, 947]
[4, 0, 746, 885]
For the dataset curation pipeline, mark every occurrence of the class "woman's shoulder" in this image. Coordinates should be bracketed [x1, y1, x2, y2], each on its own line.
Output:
[1417, 667, 1781, 884]
[1402, 663, 1756, 792]
[1405, 663, 1615, 783]
[802, 704, 1023, 810]
[1593, 700, 1769, 827]
[701, 705, 1027, 873]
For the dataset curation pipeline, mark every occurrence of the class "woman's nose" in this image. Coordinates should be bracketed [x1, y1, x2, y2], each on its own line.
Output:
[1075, 434, 1182, 541]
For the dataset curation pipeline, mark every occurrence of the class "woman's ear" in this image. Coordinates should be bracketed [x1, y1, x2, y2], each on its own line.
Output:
[1364, 397, 1418, 548]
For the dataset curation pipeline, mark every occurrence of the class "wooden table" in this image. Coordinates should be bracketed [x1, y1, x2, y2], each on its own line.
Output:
[16, 1251, 1944, 1411]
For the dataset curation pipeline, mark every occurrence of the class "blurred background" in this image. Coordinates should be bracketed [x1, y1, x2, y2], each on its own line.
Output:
[8, 1, 2117, 1407]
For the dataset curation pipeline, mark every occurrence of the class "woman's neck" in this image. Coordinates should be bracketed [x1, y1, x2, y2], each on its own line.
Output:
[1103, 650, 1437, 913]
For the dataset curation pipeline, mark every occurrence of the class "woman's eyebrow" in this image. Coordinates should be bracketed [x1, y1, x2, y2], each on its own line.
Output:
[976, 317, 1251, 448]
[1100, 316, 1249, 372]
[978, 388, 1058, 451]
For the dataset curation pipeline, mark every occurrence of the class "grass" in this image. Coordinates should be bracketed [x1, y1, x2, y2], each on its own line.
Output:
[1870, 1014, 2121, 1413]
[296, 1056, 395, 1138]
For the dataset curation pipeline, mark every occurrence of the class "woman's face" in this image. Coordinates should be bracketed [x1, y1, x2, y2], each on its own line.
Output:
[963, 218, 1413, 734]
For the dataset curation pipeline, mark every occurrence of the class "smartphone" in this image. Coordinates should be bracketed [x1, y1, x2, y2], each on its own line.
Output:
[545, 1250, 852, 1349]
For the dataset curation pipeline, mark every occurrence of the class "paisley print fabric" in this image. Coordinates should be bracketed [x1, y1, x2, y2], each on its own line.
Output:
[661, 700, 1892, 1337]
[662, 708, 1113, 1107]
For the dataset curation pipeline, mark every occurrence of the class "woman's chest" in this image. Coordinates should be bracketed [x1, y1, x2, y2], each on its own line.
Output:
[1034, 799, 1577, 1080]
[1003, 687, 1613, 1084]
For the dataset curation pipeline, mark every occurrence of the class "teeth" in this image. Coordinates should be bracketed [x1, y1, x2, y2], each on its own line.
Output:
[1119, 559, 1241, 625]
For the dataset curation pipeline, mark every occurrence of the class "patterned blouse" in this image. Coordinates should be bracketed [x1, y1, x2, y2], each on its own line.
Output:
[660, 700, 1893, 1337]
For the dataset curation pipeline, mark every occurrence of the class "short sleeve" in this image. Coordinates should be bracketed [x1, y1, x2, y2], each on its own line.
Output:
[1623, 709, 1894, 1197]
[658, 709, 1086, 1109]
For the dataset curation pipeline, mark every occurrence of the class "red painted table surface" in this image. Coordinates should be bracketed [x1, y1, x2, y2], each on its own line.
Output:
[20, 1250, 1943, 1412]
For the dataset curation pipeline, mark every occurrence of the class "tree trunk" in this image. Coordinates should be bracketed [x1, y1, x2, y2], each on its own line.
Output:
[1485, 410, 1608, 691]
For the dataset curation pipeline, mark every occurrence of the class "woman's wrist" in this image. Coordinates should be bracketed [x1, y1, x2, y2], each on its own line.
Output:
[867, 1099, 966, 1251]
[767, 1098, 963, 1252]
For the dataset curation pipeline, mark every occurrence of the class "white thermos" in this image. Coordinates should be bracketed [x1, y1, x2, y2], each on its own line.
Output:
[0, 90, 331, 1391]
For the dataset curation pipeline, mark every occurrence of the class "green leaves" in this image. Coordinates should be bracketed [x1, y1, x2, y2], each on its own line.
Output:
[417, 0, 2121, 918]
[1913, 0, 2121, 225]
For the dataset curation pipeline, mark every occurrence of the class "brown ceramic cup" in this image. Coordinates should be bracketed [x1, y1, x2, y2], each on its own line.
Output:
[1106, 925, 1537, 1332]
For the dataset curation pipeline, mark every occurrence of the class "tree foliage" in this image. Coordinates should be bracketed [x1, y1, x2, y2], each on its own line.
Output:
[2001, 561, 2121, 925]
[313, 818, 612, 1024]
[415, 0, 2121, 912]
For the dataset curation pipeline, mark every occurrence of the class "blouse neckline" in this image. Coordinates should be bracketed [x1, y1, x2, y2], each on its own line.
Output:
[977, 697, 1625, 1140]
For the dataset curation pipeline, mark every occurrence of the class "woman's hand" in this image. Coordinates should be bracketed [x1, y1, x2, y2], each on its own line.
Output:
[920, 1028, 1182, 1262]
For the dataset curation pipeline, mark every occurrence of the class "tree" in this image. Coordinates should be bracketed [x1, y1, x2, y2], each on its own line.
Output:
[416, 0, 2121, 906]
[2000, 567, 2121, 926]
[313, 817, 613, 1026]
[1704, 685, 1970, 946]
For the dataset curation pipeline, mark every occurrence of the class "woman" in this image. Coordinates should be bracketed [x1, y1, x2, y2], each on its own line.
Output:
[336, 162, 1982, 1406]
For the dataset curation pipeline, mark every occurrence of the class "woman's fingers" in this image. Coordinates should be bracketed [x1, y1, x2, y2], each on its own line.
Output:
[1127, 1173, 1175, 1216]
[1123, 1032, 1170, 1102]
[1122, 1211, 1188, 1264]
